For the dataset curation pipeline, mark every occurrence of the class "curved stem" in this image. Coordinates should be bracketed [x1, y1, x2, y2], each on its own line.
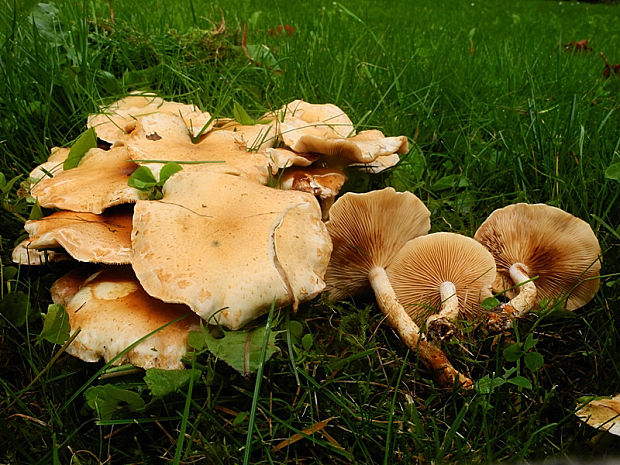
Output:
[368, 266, 472, 389]
[428, 281, 459, 324]
[507, 263, 537, 316]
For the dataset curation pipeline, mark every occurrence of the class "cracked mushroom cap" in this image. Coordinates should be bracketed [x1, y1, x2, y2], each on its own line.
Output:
[474, 203, 602, 310]
[386, 232, 497, 326]
[287, 130, 408, 166]
[324, 187, 431, 301]
[127, 113, 275, 183]
[31, 146, 145, 214]
[131, 170, 332, 329]
[88, 92, 214, 145]
[61, 267, 201, 370]
[12, 208, 133, 265]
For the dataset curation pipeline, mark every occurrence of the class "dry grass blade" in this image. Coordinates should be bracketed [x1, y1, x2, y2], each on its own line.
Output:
[271, 417, 337, 453]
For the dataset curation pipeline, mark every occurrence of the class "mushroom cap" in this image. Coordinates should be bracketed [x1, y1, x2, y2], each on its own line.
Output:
[215, 120, 278, 151]
[131, 170, 332, 329]
[575, 395, 620, 436]
[263, 148, 319, 174]
[30, 146, 145, 214]
[279, 167, 347, 200]
[88, 92, 214, 145]
[61, 267, 201, 370]
[324, 187, 431, 301]
[474, 203, 601, 311]
[288, 130, 408, 165]
[28, 147, 69, 182]
[386, 232, 497, 325]
[50, 266, 94, 306]
[126, 113, 274, 183]
[12, 209, 133, 265]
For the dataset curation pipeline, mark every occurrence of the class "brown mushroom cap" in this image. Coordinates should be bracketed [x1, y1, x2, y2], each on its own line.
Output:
[88, 92, 214, 145]
[62, 267, 200, 370]
[30, 146, 145, 214]
[575, 395, 620, 436]
[131, 170, 332, 329]
[324, 187, 431, 301]
[127, 113, 275, 183]
[28, 147, 69, 182]
[12, 209, 133, 265]
[50, 266, 94, 306]
[474, 203, 602, 311]
[386, 232, 497, 326]
[279, 167, 347, 200]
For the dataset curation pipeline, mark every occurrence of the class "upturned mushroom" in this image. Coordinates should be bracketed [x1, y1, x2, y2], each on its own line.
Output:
[325, 188, 471, 388]
[279, 167, 347, 219]
[131, 169, 332, 330]
[386, 232, 496, 342]
[56, 266, 201, 370]
[30, 146, 145, 214]
[12, 208, 133, 265]
[474, 203, 602, 328]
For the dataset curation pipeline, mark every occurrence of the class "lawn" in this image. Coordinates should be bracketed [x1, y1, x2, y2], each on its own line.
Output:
[1, 0, 619, 463]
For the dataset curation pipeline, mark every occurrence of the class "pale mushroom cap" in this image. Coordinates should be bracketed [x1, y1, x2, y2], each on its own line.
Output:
[215, 120, 278, 151]
[30, 146, 145, 214]
[50, 266, 93, 306]
[88, 92, 214, 144]
[263, 148, 319, 173]
[280, 167, 347, 200]
[127, 113, 273, 183]
[386, 232, 497, 326]
[131, 170, 332, 329]
[13, 209, 133, 265]
[11, 242, 69, 265]
[324, 187, 431, 301]
[474, 203, 602, 310]
[28, 147, 70, 182]
[575, 395, 620, 436]
[63, 267, 201, 370]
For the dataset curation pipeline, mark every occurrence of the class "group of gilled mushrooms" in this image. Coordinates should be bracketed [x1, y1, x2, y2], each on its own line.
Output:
[12, 93, 602, 389]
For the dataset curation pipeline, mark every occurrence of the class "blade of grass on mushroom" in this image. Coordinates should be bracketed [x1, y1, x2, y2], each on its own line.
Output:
[130, 159, 225, 164]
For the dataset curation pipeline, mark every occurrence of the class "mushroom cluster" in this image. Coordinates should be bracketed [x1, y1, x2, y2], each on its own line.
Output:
[12, 93, 409, 372]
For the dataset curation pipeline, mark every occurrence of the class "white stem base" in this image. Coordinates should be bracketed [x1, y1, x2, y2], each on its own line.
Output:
[427, 281, 459, 324]
[508, 263, 537, 315]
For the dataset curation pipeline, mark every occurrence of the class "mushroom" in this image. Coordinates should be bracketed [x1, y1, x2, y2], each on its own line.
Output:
[325, 188, 471, 388]
[575, 395, 620, 437]
[130, 169, 332, 330]
[30, 146, 145, 214]
[279, 167, 347, 219]
[474, 203, 602, 328]
[58, 266, 201, 370]
[126, 113, 277, 183]
[386, 232, 496, 342]
[28, 147, 69, 183]
[88, 92, 214, 145]
[12, 208, 133, 265]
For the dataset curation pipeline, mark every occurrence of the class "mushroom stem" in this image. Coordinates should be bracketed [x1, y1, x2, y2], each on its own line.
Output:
[506, 263, 537, 315]
[368, 266, 472, 389]
[426, 281, 459, 343]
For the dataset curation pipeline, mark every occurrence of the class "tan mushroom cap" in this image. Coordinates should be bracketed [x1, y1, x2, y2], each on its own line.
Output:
[387, 232, 497, 326]
[61, 267, 201, 370]
[215, 120, 278, 151]
[349, 153, 401, 173]
[274, 100, 355, 151]
[131, 170, 332, 329]
[11, 245, 69, 265]
[127, 113, 275, 183]
[289, 130, 408, 166]
[474, 203, 602, 311]
[28, 147, 69, 182]
[575, 395, 620, 436]
[280, 167, 347, 200]
[31, 146, 145, 214]
[12, 209, 133, 265]
[88, 92, 214, 145]
[325, 187, 431, 301]
[50, 266, 95, 305]
[263, 148, 319, 174]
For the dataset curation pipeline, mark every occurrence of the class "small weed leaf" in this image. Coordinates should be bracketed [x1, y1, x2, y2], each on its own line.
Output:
[144, 368, 202, 397]
[507, 376, 533, 390]
[0, 291, 33, 327]
[84, 384, 145, 420]
[301, 333, 314, 351]
[202, 325, 279, 375]
[128, 166, 158, 190]
[233, 411, 249, 425]
[524, 351, 544, 372]
[28, 200, 43, 220]
[605, 162, 620, 182]
[232, 101, 257, 126]
[187, 331, 205, 350]
[503, 342, 524, 362]
[63, 127, 98, 170]
[287, 319, 304, 343]
[481, 296, 501, 310]
[159, 162, 183, 183]
[38, 303, 70, 345]
[523, 333, 538, 352]
[476, 374, 505, 394]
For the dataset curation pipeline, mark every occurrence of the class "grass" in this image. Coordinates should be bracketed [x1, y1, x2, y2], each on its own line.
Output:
[1, 0, 619, 463]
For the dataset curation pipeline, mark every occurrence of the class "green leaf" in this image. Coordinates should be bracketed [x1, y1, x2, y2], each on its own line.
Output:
[38, 303, 70, 345]
[158, 162, 183, 185]
[0, 174, 22, 195]
[523, 333, 538, 352]
[144, 368, 202, 397]
[0, 291, 33, 327]
[233, 411, 249, 425]
[84, 384, 145, 420]
[605, 162, 620, 182]
[507, 376, 532, 390]
[0, 172, 5, 188]
[63, 128, 98, 170]
[287, 320, 303, 343]
[28, 201, 43, 221]
[232, 101, 256, 126]
[481, 297, 500, 310]
[301, 333, 314, 351]
[187, 331, 205, 350]
[203, 325, 279, 375]
[524, 351, 544, 372]
[476, 375, 505, 394]
[430, 174, 469, 191]
[503, 342, 523, 362]
[127, 166, 158, 190]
